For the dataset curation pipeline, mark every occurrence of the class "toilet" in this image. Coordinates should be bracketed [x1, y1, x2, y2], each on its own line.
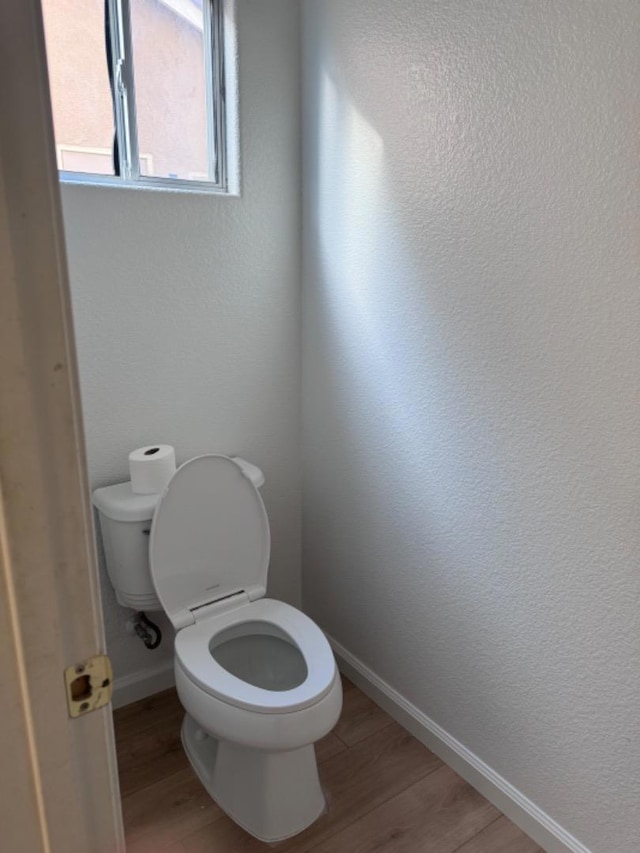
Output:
[93, 454, 342, 842]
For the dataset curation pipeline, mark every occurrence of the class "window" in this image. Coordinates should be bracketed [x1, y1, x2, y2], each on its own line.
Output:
[42, 0, 227, 191]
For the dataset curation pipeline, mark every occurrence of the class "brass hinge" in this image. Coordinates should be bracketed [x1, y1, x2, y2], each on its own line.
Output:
[64, 654, 113, 718]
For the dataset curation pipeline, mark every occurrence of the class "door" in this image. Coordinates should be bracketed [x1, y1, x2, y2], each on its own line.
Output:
[0, 1, 124, 851]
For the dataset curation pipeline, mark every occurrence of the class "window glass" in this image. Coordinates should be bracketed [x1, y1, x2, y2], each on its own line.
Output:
[129, 0, 211, 181]
[42, 0, 226, 190]
[42, 0, 115, 175]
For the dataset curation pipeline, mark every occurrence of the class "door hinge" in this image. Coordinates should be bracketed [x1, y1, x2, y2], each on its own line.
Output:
[64, 654, 113, 718]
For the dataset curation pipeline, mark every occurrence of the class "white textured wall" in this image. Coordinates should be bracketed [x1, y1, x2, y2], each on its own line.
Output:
[61, 0, 301, 681]
[302, 2, 640, 851]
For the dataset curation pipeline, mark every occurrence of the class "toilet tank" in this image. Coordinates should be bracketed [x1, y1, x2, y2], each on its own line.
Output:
[92, 457, 265, 612]
[92, 482, 162, 611]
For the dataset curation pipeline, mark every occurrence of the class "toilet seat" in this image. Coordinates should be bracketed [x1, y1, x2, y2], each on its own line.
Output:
[175, 598, 337, 714]
[149, 454, 270, 630]
[150, 454, 338, 720]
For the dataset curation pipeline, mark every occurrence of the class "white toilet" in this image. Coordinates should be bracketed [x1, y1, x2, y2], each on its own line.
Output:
[93, 454, 342, 842]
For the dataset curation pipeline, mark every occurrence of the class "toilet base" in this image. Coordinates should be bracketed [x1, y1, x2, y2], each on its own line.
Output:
[181, 714, 326, 842]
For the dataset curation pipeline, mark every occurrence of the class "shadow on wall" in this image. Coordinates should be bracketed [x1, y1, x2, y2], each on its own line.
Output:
[305, 30, 628, 816]
[307, 65, 547, 766]
[302, 8, 640, 848]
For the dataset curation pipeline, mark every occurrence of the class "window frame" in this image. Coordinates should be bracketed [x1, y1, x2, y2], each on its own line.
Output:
[59, 0, 227, 194]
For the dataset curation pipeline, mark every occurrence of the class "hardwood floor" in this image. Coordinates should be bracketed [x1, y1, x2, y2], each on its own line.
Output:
[114, 678, 543, 853]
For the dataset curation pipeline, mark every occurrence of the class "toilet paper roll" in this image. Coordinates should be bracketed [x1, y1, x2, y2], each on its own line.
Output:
[129, 445, 176, 495]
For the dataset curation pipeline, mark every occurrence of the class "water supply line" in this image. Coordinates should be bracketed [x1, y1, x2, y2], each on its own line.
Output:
[130, 611, 162, 650]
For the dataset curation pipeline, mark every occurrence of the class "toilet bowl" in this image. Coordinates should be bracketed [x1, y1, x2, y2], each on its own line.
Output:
[146, 454, 343, 842]
[174, 598, 342, 841]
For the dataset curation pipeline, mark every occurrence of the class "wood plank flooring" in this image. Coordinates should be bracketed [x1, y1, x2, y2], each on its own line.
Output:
[114, 678, 543, 853]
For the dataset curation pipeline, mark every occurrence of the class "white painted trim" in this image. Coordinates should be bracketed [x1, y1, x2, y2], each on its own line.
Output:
[221, 0, 240, 196]
[329, 635, 591, 853]
[112, 660, 176, 709]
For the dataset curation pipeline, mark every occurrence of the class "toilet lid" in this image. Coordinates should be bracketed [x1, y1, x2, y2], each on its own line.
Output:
[149, 455, 270, 629]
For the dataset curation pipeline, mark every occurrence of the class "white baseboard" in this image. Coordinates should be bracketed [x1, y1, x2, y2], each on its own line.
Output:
[329, 635, 591, 853]
[112, 660, 175, 709]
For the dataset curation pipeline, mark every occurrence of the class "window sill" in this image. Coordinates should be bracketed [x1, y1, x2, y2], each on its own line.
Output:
[59, 172, 239, 198]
